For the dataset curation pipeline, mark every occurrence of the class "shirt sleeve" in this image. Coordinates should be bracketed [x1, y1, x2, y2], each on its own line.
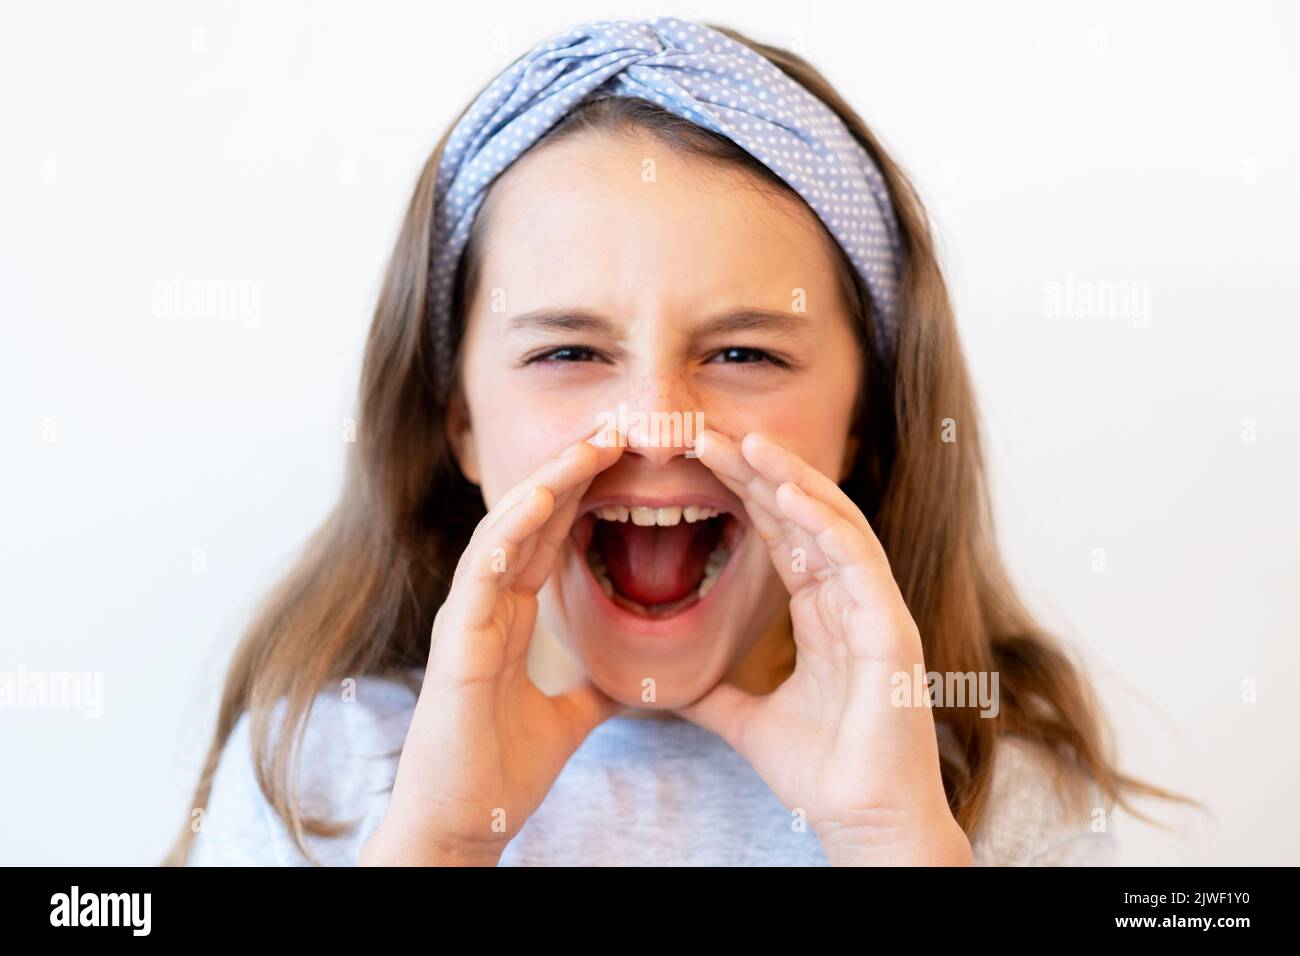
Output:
[186, 708, 303, 866]
[186, 675, 416, 866]
[970, 734, 1120, 867]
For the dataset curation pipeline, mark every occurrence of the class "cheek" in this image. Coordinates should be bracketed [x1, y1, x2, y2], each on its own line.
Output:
[466, 381, 603, 507]
[704, 369, 859, 479]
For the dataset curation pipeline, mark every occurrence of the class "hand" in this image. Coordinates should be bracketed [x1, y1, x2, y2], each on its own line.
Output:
[676, 429, 972, 866]
[361, 427, 625, 866]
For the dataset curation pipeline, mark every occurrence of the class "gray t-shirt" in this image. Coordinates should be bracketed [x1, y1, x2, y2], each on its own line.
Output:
[186, 670, 1119, 866]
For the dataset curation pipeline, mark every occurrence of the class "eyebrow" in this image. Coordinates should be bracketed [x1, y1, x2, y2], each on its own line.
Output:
[505, 306, 811, 339]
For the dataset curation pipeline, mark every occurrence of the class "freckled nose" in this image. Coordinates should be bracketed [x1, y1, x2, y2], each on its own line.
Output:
[620, 372, 703, 465]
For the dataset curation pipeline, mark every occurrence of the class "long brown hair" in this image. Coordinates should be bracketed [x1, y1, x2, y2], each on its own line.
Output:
[165, 21, 1200, 866]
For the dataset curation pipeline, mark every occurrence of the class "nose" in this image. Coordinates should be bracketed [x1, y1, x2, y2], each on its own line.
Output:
[615, 370, 704, 467]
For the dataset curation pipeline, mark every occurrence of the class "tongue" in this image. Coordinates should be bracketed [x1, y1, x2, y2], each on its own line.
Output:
[595, 520, 716, 606]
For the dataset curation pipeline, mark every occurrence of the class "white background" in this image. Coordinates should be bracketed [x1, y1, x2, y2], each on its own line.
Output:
[2, 0, 1296, 865]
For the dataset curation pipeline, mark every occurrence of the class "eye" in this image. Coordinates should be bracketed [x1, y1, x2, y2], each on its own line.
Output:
[707, 347, 790, 369]
[524, 345, 602, 365]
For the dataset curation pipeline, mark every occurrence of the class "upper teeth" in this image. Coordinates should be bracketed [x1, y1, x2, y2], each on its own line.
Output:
[595, 505, 721, 526]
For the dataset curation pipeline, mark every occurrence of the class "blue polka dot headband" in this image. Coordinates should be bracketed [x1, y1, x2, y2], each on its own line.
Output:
[429, 16, 905, 392]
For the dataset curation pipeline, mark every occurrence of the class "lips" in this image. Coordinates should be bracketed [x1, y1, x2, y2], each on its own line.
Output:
[572, 498, 742, 620]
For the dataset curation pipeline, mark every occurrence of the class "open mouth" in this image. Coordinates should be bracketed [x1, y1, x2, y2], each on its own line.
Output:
[572, 501, 742, 620]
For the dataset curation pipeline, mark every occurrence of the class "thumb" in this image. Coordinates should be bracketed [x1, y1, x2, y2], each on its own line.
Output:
[672, 681, 760, 754]
[553, 676, 622, 744]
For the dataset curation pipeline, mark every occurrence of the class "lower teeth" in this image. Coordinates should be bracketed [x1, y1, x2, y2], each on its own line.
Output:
[697, 546, 729, 597]
[587, 543, 730, 606]
[588, 552, 615, 598]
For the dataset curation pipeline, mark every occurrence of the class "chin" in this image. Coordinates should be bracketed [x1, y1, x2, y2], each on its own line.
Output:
[539, 495, 777, 706]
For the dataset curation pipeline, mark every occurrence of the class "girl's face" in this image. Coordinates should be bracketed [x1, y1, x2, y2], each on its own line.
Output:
[449, 129, 863, 709]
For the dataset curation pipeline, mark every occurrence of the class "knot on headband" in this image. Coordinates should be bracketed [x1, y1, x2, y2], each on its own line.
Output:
[429, 16, 905, 394]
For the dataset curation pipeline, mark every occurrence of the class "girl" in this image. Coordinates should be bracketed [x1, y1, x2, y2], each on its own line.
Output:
[168, 16, 1194, 866]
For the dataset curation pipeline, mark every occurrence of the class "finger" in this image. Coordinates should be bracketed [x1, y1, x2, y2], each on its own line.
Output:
[670, 680, 761, 754]
[449, 428, 626, 629]
[774, 480, 918, 658]
[774, 481, 891, 598]
[498, 474, 593, 589]
[693, 428, 757, 485]
[510, 428, 626, 592]
[512, 472, 598, 594]
[740, 431, 881, 552]
[694, 429, 833, 592]
[456, 427, 622, 585]
[450, 485, 557, 633]
[486, 426, 623, 527]
[551, 677, 622, 745]
[693, 429, 796, 545]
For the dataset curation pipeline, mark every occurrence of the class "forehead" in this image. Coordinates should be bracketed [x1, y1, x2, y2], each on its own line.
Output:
[470, 128, 849, 319]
